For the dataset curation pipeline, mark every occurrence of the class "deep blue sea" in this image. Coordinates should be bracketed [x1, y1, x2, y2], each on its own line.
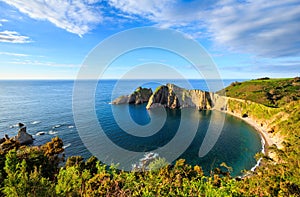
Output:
[0, 79, 262, 176]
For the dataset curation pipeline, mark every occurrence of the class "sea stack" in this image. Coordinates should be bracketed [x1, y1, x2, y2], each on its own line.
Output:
[15, 123, 34, 145]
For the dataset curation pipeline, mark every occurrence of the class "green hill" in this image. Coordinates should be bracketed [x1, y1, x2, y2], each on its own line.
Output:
[218, 77, 300, 107]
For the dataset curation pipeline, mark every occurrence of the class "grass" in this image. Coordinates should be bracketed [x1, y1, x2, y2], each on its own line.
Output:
[218, 77, 300, 107]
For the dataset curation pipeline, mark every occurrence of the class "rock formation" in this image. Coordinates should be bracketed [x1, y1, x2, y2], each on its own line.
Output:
[1, 123, 33, 151]
[112, 87, 153, 105]
[112, 83, 228, 111]
[146, 84, 227, 111]
[14, 124, 34, 145]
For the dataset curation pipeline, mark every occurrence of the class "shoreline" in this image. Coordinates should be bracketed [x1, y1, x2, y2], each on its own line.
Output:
[222, 110, 271, 154]
[217, 109, 283, 173]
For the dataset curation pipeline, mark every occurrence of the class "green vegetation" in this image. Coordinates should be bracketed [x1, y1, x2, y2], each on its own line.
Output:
[218, 77, 300, 107]
[1, 78, 300, 196]
[154, 85, 164, 94]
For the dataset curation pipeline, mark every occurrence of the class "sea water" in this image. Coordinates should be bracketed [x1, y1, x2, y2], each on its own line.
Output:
[0, 79, 261, 176]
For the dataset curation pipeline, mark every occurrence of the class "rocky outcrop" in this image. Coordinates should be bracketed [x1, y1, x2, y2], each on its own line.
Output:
[112, 87, 153, 105]
[146, 84, 227, 110]
[1, 123, 33, 151]
[14, 125, 34, 145]
[146, 85, 180, 109]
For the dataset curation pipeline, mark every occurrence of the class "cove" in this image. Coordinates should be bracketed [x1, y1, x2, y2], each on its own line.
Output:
[98, 103, 262, 176]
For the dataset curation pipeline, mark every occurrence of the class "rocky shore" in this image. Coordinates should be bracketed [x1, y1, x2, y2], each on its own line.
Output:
[0, 123, 34, 151]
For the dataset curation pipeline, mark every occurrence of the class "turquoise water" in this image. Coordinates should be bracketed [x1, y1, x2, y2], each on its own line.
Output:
[0, 79, 261, 176]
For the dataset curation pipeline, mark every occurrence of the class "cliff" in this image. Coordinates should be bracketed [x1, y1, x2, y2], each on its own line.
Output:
[146, 83, 227, 111]
[112, 87, 153, 105]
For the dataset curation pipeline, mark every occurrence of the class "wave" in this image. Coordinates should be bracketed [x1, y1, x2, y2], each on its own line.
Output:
[260, 134, 266, 154]
[250, 134, 265, 172]
[63, 143, 71, 149]
[31, 121, 41, 125]
[68, 125, 74, 129]
[35, 131, 46, 136]
[251, 158, 262, 172]
[52, 125, 61, 129]
[132, 152, 159, 171]
[48, 130, 58, 135]
[9, 123, 20, 128]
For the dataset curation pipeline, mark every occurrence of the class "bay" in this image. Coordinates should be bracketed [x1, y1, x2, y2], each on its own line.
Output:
[0, 79, 261, 176]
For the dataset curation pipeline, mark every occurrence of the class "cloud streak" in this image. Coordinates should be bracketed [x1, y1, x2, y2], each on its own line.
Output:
[0, 51, 29, 57]
[207, 0, 300, 58]
[0, 30, 31, 43]
[1, 0, 103, 36]
[7, 59, 80, 68]
[1, 0, 299, 59]
[108, 0, 300, 58]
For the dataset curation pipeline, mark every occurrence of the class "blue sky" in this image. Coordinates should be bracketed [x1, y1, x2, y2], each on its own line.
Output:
[0, 0, 299, 79]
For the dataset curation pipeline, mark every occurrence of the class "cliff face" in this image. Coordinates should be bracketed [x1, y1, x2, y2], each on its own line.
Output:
[112, 83, 228, 112]
[146, 84, 227, 111]
[112, 87, 153, 105]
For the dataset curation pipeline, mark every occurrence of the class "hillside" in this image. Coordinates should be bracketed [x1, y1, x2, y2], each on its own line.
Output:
[218, 77, 300, 107]
[218, 77, 300, 195]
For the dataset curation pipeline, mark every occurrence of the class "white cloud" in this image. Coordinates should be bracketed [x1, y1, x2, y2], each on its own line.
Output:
[0, 19, 9, 22]
[0, 18, 8, 27]
[0, 51, 29, 57]
[0, 30, 31, 43]
[108, 0, 300, 58]
[1, 0, 103, 36]
[108, 0, 209, 27]
[207, 0, 300, 58]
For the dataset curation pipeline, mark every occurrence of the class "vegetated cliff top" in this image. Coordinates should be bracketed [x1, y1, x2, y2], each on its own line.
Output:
[217, 77, 300, 107]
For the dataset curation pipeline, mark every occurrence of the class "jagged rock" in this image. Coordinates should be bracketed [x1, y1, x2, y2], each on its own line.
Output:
[0, 137, 5, 144]
[146, 84, 179, 109]
[18, 122, 25, 127]
[112, 87, 153, 105]
[0, 134, 10, 145]
[146, 84, 227, 110]
[15, 126, 33, 145]
[113, 83, 227, 111]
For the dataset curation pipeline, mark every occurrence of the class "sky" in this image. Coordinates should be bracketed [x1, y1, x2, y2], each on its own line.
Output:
[0, 0, 299, 80]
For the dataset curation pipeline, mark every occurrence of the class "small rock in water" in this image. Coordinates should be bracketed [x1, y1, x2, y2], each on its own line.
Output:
[18, 123, 25, 128]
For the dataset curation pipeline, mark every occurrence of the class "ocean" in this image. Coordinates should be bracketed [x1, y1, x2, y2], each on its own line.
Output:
[0, 79, 262, 176]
